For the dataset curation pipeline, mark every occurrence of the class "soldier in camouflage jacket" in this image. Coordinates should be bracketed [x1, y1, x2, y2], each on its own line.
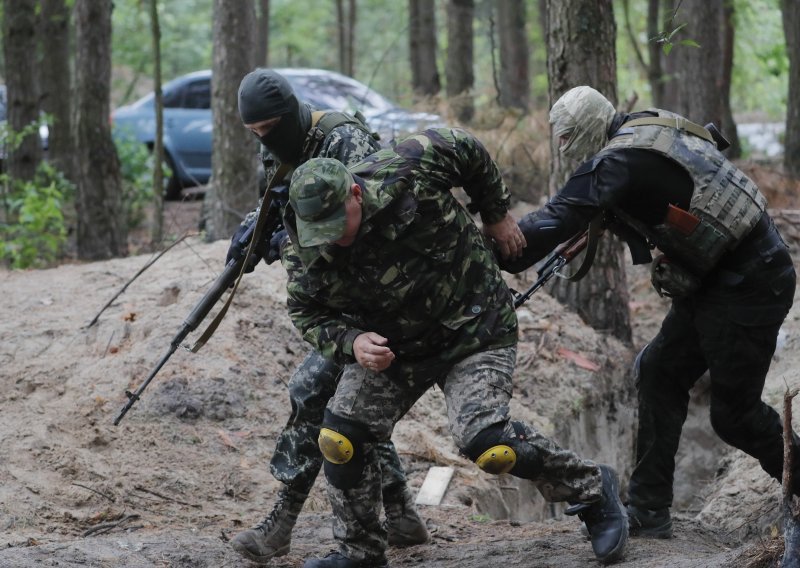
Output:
[228, 68, 428, 565]
[284, 128, 629, 568]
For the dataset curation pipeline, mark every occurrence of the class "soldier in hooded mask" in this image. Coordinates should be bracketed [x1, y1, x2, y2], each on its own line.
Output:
[502, 85, 798, 538]
[227, 69, 429, 565]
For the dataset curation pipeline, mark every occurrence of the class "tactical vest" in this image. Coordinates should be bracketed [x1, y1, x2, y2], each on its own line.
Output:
[261, 109, 377, 178]
[600, 108, 766, 275]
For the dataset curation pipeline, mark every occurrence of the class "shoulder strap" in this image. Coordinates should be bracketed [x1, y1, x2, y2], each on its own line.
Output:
[620, 116, 714, 144]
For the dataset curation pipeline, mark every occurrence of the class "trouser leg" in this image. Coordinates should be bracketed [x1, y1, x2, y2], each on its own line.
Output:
[443, 346, 602, 503]
[270, 351, 341, 492]
[323, 365, 427, 563]
[697, 295, 799, 488]
[628, 302, 708, 510]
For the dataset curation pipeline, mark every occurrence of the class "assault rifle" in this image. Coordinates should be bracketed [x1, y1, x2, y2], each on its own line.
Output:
[113, 188, 287, 425]
[512, 230, 590, 309]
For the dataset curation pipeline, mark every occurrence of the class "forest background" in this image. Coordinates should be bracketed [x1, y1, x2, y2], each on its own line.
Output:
[0, 0, 798, 347]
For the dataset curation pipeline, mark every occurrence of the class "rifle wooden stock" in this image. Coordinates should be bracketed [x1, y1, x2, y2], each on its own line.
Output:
[512, 230, 589, 309]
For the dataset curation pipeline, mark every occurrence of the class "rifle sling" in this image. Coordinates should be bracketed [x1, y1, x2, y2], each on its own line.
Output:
[560, 215, 603, 282]
[190, 163, 291, 352]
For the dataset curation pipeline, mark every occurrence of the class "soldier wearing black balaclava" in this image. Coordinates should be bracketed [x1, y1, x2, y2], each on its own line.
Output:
[238, 69, 313, 166]
[227, 69, 429, 566]
[502, 86, 798, 539]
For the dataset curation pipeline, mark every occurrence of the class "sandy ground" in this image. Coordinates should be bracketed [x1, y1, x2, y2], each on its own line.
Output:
[0, 197, 798, 567]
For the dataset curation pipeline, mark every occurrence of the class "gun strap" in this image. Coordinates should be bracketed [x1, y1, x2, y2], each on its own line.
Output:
[190, 164, 291, 352]
[560, 215, 604, 282]
[619, 116, 714, 145]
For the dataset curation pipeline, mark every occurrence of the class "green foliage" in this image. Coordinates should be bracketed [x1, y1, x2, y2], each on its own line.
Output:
[113, 130, 156, 229]
[0, 163, 73, 269]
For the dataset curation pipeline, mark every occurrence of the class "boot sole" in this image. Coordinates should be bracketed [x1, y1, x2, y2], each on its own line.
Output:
[630, 524, 673, 539]
[230, 541, 290, 565]
[597, 467, 629, 565]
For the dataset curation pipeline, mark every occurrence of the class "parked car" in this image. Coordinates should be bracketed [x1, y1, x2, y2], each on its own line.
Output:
[111, 68, 443, 199]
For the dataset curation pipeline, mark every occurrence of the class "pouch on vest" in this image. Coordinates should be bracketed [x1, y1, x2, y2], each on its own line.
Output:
[651, 254, 701, 298]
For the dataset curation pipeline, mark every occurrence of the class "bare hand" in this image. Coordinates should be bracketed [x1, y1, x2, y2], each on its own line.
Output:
[353, 332, 395, 372]
[484, 212, 526, 259]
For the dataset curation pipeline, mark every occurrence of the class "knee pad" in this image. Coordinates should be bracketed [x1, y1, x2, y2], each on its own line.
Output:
[319, 409, 373, 489]
[463, 422, 523, 475]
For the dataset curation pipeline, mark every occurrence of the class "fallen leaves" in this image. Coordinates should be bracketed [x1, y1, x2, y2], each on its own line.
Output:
[555, 347, 600, 372]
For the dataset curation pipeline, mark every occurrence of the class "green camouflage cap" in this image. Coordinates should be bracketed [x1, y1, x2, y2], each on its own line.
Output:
[289, 158, 354, 247]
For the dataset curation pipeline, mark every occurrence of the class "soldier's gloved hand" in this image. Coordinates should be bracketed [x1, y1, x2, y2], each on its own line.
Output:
[225, 223, 260, 274]
[265, 228, 288, 265]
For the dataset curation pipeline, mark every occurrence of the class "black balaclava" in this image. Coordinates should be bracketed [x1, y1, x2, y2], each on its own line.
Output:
[237, 69, 312, 166]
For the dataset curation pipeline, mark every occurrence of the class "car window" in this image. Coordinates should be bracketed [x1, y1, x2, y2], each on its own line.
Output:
[288, 74, 394, 116]
[163, 87, 183, 109]
[184, 80, 211, 110]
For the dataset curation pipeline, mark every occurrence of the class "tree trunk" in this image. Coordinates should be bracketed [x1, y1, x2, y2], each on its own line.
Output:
[659, 0, 680, 109]
[409, 0, 441, 97]
[446, 0, 474, 123]
[783, 0, 800, 178]
[336, 0, 357, 76]
[545, 0, 631, 344]
[3, 0, 42, 183]
[150, 0, 164, 246]
[646, 0, 666, 107]
[73, 0, 127, 260]
[673, 0, 723, 127]
[719, 1, 741, 159]
[39, 0, 72, 181]
[205, 0, 259, 242]
[496, 0, 529, 111]
[256, 0, 270, 67]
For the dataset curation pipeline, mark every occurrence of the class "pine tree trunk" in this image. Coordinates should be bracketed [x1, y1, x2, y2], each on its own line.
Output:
[2, 0, 42, 183]
[150, 0, 165, 246]
[497, 0, 529, 111]
[446, 0, 474, 123]
[73, 0, 127, 260]
[783, 0, 800, 178]
[719, 2, 741, 159]
[256, 0, 270, 67]
[545, 0, 631, 344]
[39, 0, 72, 181]
[409, 0, 441, 97]
[205, 0, 259, 242]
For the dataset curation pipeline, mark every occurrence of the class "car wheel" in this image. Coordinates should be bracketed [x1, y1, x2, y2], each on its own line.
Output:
[164, 153, 183, 201]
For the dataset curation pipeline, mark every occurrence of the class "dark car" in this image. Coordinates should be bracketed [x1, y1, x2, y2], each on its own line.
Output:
[111, 68, 443, 199]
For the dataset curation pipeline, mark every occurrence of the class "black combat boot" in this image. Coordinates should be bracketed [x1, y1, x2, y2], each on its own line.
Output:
[628, 504, 673, 538]
[230, 486, 306, 564]
[303, 551, 388, 568]
[565, 464, 629, 565]
[383, 484, 430, 546]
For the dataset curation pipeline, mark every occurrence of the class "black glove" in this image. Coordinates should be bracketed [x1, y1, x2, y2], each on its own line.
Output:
[226, 222, 260, 273]
[265, 228, 288, 264]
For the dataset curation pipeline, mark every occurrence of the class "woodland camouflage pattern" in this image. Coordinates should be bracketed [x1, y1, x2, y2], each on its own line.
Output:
[282, 127, 518, 381]
[244, 119, 381, 226]
[246, 117, 401, 493]
[269, 350, 408, 493]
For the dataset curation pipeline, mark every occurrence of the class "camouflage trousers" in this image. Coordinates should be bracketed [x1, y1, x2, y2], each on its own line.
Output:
[269, 350, 409, 495]
[324, 346, 602, 563]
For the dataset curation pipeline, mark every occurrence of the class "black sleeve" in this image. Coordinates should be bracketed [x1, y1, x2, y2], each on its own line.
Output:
[500, 160, 600, 274]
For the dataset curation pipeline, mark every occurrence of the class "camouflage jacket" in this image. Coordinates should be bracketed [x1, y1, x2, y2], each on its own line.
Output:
[244, 108, 381, 225]
[281, 128, 518, 383]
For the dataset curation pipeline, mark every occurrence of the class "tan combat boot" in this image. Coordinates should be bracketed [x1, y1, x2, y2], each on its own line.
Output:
[383, 485, 430, 546]
[230, 487, 307, 564]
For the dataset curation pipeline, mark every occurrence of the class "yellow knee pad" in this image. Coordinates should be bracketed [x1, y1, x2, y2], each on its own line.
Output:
[319, 427, 354, 464]
[475, 445, 517, 475]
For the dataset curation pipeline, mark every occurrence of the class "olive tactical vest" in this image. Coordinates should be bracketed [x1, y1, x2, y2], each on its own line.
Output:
[600, 109, 766, 275]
